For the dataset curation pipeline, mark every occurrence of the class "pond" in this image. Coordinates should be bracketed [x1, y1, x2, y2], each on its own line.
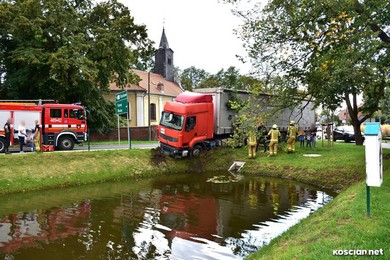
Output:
[0, 172, 335, 259]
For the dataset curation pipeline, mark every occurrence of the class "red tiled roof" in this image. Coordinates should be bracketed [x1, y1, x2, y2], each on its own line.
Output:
[109, 69, 183, 97]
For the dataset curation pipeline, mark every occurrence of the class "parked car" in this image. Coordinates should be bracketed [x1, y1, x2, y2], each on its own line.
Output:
[333, 125, 364, 143]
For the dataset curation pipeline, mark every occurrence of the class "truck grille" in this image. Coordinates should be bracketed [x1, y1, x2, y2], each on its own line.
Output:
[160, 133, 178, 142]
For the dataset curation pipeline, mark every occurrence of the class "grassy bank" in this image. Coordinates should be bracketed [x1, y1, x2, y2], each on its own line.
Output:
[0, 142, 388, 258]
[0, 142, 364, 194]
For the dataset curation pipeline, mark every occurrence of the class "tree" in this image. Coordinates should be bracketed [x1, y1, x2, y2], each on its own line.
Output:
[0, 0, 154, 130]
[196, 66, 255, 90]
[226, 82, 270, 148]
[224, 0, 389, 145]
[381, 88, 390, 124]
[179, 66, 209, 91]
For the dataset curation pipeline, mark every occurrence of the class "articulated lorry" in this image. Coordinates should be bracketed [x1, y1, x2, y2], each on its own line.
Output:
[0, 100, 87, 152]
[157, 87, 315, 158]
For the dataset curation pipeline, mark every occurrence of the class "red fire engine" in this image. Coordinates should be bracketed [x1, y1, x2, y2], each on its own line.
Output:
[0, 100, 87, 152]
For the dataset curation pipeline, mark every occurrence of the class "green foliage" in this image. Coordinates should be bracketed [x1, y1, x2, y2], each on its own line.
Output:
[178, 65, 263, 90]
[224, 0, 389, 145]
[0, 0, 154, 130]
[227, 83, 268, 147]
[198, 66, 256, 90]
[381, 88, 390, 124]
[178, 66, 209, 91]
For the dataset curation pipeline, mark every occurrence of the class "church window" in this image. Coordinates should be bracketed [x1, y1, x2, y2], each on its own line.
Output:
[150, 103, 156, 121]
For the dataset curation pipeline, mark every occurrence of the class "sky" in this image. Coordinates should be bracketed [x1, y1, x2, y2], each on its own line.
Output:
[120, 0, 255, 75]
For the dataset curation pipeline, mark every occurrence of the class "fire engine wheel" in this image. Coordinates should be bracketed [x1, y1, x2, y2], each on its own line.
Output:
[58, 136, 75, 150]
[191, 145, 203, 157]
[0, 137, 5, 153]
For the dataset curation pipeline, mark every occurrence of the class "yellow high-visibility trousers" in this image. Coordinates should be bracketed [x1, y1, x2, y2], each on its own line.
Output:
[269, 141, 279, 156]
[248, 144, 256, 158]
[287, 137, 296, 152]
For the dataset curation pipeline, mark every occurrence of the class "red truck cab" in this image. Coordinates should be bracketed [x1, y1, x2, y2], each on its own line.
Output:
[41, 103, 87, 150]
[158, 92, 214, 157]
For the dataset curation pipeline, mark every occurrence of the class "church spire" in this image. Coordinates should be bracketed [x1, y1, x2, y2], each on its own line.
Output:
[159, 27, 169, 49]
[155, 27, 174, 82]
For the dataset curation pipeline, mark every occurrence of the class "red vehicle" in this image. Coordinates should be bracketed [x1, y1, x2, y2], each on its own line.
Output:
[157, 89, 316, 158]
[0, 101, 87, 152]
[158, 92, 216, 158]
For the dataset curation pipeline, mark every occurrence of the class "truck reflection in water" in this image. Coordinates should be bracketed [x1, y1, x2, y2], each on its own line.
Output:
[0, 201, 90, 253]
[129, 177, 333, 259]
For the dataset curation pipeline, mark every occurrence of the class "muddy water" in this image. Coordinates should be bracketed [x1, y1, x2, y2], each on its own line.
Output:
[0, 172, 335, 259]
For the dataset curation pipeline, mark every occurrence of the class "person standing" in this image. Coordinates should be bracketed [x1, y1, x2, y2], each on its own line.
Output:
[247, 130, 257, 159]
[306, 132, 312, 148]
[25, 129, 35, 151]
[311, 131, 317, 148]
[17, 120, 27, 153]
[33, 120, 41, 152]
[3, 118, 12, 154]
[287, 121, 297, 153]
[298, 128, 305, 148]
[268, 124, 281, 156]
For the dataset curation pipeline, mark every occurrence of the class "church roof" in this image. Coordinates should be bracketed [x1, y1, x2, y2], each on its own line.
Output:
[109, 69, 183, 97]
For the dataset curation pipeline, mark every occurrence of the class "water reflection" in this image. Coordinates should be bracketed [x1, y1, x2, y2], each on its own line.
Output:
[0, 173, 334, 259]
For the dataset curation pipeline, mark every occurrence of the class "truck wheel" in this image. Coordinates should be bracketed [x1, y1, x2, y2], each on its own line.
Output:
[191, 145, 202, 157]
[58, 136, 75, 150]
[0, 137, 5, 153]
[344, 136, 351, 143]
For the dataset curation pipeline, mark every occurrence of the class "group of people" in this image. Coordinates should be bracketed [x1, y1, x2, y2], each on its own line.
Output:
[298, 129, 317, 148]
[3, 118, 41, 154]
[247, 121, 317, 158]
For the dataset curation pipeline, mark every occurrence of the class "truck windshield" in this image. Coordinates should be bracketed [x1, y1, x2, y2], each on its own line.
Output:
[160, 112, 184, 130]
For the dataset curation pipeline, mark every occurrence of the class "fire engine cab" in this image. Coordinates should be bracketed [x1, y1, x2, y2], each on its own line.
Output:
[0, 100, 87, 152]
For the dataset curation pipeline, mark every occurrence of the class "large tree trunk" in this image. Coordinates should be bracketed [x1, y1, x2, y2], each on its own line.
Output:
[352, 121, 364, 145]
[345, 93, 365, 145]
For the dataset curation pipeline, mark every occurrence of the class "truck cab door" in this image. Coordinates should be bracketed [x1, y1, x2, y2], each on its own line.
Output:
[182, 116, 197, 147]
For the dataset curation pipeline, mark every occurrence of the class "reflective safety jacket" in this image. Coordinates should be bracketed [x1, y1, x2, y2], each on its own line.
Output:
[268, 129, 280, 142]
[288, 126, 297, 138]
[247, 133, 257, 146]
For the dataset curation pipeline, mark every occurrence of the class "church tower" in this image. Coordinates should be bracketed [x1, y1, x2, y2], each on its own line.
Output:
[155, 28, 174, 82]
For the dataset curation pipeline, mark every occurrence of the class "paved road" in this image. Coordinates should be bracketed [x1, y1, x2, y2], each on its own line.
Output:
[382, 142, 390, 149]
[75, 142, 160, 151]
[5, 141, 390, 154]
[5, 142, 160, 154]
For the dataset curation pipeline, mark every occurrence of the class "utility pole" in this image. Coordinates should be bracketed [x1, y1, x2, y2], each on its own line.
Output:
[148, 71, 151, 141]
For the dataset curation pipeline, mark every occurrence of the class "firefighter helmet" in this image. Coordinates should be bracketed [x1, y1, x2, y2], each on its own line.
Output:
[272, 124, 277, 129]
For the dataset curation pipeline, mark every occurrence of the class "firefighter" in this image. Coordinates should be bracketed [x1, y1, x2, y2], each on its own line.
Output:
[33, 120, 41, 152]
[268, 124, 281, 156]
[287, 120, 297, 153]
[3, 118, 12, 154]
[247, 130, 257, 158]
